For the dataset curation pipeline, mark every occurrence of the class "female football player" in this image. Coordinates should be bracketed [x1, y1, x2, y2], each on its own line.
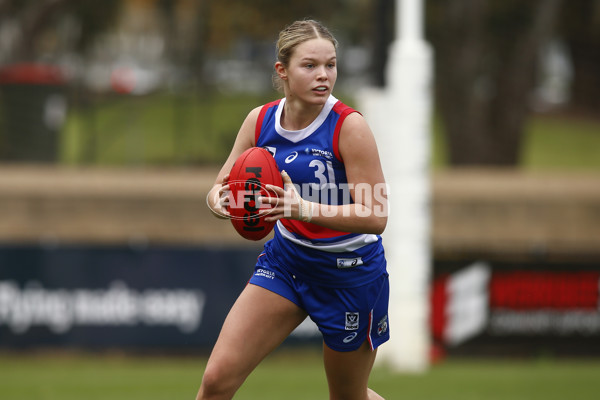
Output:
[199, 19, 389, 400]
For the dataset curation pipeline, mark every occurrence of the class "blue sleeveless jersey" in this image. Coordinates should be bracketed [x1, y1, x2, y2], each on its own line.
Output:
[255, 95, 386, 287]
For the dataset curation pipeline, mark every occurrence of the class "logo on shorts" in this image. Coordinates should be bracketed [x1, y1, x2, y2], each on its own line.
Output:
[345, 312, 359, 330]
[377, 315, 388, 336]
[336, 257, 363, 269]
[255, 268, 275, 280]
[343, 332, 358, 343]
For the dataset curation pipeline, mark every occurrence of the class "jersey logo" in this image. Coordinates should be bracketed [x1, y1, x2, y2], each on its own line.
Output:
[263, 146, 277, 157]
[285, 151, 298, 163]
[305, 147, 333, 160]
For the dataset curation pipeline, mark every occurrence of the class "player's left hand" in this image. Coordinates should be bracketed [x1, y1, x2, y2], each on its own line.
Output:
[261, 170, 313, 223]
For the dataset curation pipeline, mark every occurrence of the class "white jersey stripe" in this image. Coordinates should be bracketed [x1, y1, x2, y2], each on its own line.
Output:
[274, 95, 338, 143]
[276, 221, 378, 253]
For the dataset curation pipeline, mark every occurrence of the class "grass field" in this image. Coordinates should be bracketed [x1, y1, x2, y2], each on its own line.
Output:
[2, 349, 600, 400]
[60, 92, 277, 166]
[522, 114, 600, 170]
[60, 91, 600, 170]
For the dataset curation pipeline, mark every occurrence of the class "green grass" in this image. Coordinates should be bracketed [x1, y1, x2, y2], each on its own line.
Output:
[429, 111, 600, 171]
[0, 352, 202, 400]
[59, 92, 600, 170]
[2, 350, 600, 399]
[522, 114, 600, 170]
[373, 359, 600, 400]
[60, 91, 277, 166]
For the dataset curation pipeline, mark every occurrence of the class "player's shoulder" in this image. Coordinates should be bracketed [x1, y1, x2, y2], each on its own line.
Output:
[329, 98, 361, 122]
[247, 105, 263, 120]
[242, 104, 267, 129]
[339, 110, 369, 134]
[250, 99, 282, 123]
[337, 107, 376, 157]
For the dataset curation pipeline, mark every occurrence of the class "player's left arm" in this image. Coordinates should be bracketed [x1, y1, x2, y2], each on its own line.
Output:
[312, 112, 388, 234]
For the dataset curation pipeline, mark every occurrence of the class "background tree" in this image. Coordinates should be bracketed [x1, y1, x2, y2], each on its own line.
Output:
[0, 0, 120, 63]
[370, 0, 394, 88]
[559, 0, 600, 116]
[427, 0, 563, 166]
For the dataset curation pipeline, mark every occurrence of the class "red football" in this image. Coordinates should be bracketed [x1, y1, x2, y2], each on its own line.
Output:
[227, 147, 282, 240]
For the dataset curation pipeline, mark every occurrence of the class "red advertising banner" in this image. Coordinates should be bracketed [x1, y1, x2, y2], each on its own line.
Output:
[431, 262, 600, 357]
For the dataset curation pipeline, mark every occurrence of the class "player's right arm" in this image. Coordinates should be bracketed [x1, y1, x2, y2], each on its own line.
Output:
[206, 106, 261, 218]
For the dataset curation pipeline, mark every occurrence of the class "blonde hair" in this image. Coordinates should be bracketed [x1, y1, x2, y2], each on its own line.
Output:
[273, 19, 338, 92]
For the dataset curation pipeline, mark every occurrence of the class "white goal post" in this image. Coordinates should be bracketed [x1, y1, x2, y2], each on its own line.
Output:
[358, 0, 433, 372]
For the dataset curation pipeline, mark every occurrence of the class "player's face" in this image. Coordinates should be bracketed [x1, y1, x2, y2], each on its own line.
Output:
[283, 38, 337, 105]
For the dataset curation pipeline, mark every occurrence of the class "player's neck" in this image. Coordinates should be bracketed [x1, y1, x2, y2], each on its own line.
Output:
[281, 98, 323, 131]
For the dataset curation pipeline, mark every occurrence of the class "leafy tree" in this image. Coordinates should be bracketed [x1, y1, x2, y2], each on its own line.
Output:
[427, 0, 563, 166]
[559, 0, 600, 115]
[0, 0, 120, 62]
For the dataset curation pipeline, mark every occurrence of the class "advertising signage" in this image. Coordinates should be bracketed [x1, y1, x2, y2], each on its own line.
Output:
[3, 244, 599, 356]
[0, 245, 320, 350]
[431, 260, 600, 357]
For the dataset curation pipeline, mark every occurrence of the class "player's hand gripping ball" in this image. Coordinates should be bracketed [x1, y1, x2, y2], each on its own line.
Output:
[226, 147, 283, 240]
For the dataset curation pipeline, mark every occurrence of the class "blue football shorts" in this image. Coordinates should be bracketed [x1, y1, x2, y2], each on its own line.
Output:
[249, 253, 390, 352]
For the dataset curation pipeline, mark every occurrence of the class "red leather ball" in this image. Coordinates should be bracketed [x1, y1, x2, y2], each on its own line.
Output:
[227, 147, 282, 240]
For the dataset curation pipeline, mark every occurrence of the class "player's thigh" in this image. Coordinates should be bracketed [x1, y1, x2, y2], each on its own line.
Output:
[323, 340, 379, 400]
[206, 283, 307, 379]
